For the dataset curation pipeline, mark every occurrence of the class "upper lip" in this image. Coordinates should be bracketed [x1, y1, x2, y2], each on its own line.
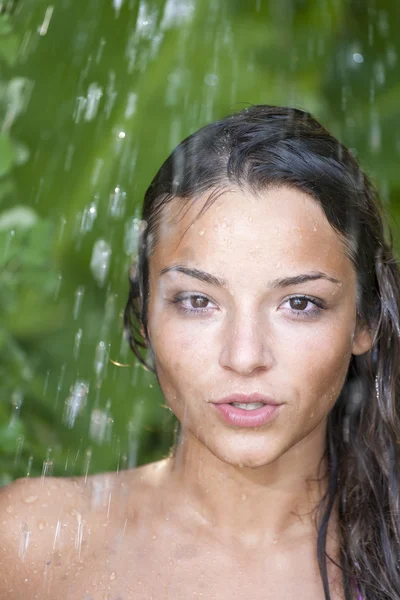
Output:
[212, 393, 281, 405]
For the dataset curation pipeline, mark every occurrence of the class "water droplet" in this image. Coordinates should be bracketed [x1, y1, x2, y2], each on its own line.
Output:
[26, 455, 33, 477]
[91, 158, 104, 187]
[110, 572, 117, 581]
[352, 52, 364, 64]
[105, 71, 118, 119]
[42, 457, 53, 478]
[124, 92, 137, 119]
[113, 0, 124, 17]
[108, 187, 126, 219]
[161, 0, 195, 29]
[124, 217, 144, 256]
[80, 202, 98, 233]
[19, 523, 30, 560]
[73, 286, 85, 320]
[89, 408, 110, 444]
[64, 381, 89, 428]
[90, 240, 111, 286]
[23, 495, 38, 504]
[84, 83, 103, 121]
[9, 389, 23, 425]
[136, 2, 158, 39]
[204, 74, 219, 86]
[84, 449, 92, 481]
[38, 6, 54, 36]
[374, 60, 385, 86]
[73, 328, 83, 360]
[387, 45, 397, 67]
[54, 272, 63, 300]
[95, 37, 106, 64]
[94, 341, 107, 379]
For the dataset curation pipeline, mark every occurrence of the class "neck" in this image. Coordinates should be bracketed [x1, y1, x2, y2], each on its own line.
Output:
[165, 425, 329, 549]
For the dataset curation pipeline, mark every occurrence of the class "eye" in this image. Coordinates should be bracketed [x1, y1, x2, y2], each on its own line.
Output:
[169, 293, 217, 315]
[281, 295, 325, 318]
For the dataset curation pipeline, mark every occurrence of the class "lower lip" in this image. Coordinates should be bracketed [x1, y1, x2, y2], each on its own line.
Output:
[213, 403, 281, 428]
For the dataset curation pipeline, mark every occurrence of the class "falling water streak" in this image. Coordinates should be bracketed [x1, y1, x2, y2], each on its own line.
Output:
[80, 201, 98, 234]
[14, 436, 24, 466]
[74, 511, 84, 558]
[19, 522, 31, 561]
[124, 91, 137, 119]
[90, 240, 112, 287]
[52, 518, 62, 551]
[107, 491, 112, 521]
[64, 381, 89, 428]
[54, 272, 62, 300]
[105, 70, 118, 119]
[101, 292, 117, 341]
[113, 0, 124, 18]
[73, 328, 83, 360]
[26, 455, 33, 478]
[108, 186, 126, 219]
[84, 449, 92, 482]
[9, 389, 23, 426]
[55, 363, 66, 410]
[42, 456, 53, 480]
[38, 6, 54, 36]
[64, 143, 75, 171]
[95, 37, 106, 65]
[64, 449, 70, 472]
[73, 286, 85, 320]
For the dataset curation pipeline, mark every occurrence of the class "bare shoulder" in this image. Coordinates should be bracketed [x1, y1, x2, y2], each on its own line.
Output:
[0, 459, 170, 599]
[0, 474, 88, 598]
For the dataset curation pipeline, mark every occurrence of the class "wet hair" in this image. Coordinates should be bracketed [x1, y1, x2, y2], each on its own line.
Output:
[124, 105, 400, 599]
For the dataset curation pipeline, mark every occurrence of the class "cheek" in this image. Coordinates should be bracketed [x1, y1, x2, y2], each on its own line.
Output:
[284, 321, 353, 414]
[149, 317, 212, 409]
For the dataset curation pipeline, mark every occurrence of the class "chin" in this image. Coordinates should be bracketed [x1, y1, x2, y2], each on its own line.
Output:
[210, 437, 282, 470]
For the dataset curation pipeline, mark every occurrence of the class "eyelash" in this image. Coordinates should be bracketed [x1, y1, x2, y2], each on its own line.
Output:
[168, 294, 326, 319]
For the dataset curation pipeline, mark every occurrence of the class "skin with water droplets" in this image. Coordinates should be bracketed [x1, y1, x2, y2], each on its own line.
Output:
[0, 188, 372, 599]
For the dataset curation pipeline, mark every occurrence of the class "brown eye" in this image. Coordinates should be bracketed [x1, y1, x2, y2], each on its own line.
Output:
[289, 297, 308, 311]
[190, 295, 209, 309]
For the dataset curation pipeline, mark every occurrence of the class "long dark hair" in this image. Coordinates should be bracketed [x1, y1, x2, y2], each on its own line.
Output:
[124, 105, 400, 599]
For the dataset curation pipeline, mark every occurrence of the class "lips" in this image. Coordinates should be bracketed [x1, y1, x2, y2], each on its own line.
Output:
[211, 394, 282, 428]
[212, 393, 280, 406]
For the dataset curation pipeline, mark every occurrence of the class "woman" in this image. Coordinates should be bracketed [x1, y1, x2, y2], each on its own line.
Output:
[1, 105, 399, 599]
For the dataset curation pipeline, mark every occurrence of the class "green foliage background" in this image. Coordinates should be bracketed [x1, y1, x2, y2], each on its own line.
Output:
[1, 0, 400, 484]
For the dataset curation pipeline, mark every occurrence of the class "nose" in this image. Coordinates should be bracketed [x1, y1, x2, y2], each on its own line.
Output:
[219, 309, 274, 376]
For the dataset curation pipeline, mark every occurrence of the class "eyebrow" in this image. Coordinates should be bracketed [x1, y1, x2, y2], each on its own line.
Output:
[159, 265, 342, 288]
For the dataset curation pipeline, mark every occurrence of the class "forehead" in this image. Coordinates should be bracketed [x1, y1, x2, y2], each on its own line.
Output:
[152, 186, 353, 282]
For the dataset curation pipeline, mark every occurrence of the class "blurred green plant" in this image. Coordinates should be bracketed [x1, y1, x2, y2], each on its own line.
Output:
[0, 12, 62, 484]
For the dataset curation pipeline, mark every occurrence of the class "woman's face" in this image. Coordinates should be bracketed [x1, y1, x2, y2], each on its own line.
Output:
[147, 186, 372, 468]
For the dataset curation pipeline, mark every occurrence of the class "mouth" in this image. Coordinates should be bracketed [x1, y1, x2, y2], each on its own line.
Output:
[211, 394, 282, 428]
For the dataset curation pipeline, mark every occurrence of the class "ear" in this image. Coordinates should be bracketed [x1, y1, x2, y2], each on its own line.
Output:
[351, 323, 373, 356]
